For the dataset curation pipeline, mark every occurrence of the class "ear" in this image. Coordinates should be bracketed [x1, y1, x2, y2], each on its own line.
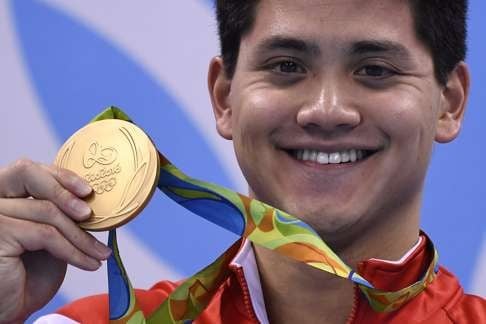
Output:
[208, 56, 233, 140]
[435, 62, 470, 143]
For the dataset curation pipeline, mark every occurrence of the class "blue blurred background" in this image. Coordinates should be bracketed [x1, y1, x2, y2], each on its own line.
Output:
[0, 1, 483, 322]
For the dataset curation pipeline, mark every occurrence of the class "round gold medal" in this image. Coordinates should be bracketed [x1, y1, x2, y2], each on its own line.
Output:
[55, 119, 160, 231]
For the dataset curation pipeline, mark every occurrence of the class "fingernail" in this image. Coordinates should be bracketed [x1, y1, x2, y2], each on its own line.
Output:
[94, 240, 112, 259]
[76, 180, 92, 196]
[70, 199, 91, 217]
[88, 258, 102, 270]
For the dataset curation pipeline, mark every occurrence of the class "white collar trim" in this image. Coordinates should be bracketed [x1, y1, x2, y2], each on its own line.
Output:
[369, 236, 423, 265]
[230, 239, 270, 324]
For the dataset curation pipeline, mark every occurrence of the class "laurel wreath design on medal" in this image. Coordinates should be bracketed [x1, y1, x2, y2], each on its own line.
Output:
[58, 141, 76, 171]
[55, 119, 159, 231]
[110, 127, 147, 217]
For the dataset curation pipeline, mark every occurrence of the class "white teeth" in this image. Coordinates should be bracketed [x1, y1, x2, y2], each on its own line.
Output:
[303, 150, 310, 161]
[341, 151, 350, 163]
[295, 149, 367, 164]
[329, 152, 341, 164]
[317, 152, 329, 164]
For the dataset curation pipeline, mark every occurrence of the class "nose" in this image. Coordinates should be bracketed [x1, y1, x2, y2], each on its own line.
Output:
[296, 82, 361, 133]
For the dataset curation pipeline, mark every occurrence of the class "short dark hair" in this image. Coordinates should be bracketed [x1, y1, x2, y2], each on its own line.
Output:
[215, 0, 468, 85]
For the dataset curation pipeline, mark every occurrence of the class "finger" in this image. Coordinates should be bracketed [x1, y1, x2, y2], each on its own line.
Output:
[0, 198, 111, 260]
[0, 159, 91, 221]
[41, 164, 92, 198]
[0, 215, 101, 271]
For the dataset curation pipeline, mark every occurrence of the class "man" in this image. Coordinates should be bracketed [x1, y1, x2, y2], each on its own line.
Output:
[0, 0, 485, 323]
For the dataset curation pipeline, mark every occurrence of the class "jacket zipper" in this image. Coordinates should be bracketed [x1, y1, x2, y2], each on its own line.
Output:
[345, 285, 360, 324]
[230, 265, 261, 323]
[232, 263, 360, 324]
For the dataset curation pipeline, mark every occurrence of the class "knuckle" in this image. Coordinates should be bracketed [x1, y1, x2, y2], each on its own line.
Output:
[70, 228, 84, 242]
[11, 158, 35, 175]
[68, 227, 92, 251]
[0, 159, 37, 198]
[39, 200, 61, 219]
[50, 164, 63, 179]
[52, 183, 68, 201]
[38, 223, 59, 241]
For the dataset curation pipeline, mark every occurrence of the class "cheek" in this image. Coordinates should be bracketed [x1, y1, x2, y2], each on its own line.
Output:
[231, 85, 296, 140]
[372, 90, 439, 180]
[229, 84, 298, 195]
[370, 90, 438, 146]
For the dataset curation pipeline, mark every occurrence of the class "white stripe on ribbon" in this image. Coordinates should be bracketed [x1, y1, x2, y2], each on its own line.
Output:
[40, 0, 247, 192]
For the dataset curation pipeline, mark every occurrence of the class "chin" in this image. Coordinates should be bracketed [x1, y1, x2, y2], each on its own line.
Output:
[282, 200, 365, 237]
[250, 186, 371, 238]
[308, 213, 360, 235]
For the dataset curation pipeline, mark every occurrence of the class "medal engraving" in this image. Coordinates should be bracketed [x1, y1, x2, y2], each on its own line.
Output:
[83, 142, 121, 195]
[55, 120, 160, 231]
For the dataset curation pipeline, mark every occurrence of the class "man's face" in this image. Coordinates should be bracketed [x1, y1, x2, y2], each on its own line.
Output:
[219, 0, 454, 240]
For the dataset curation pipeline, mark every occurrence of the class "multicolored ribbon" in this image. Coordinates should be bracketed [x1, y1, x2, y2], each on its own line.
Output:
[90, 107, 439, 323]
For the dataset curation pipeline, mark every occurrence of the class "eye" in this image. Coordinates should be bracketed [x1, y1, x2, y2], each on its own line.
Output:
[270, 60, 306, 74]
[355, 65, 396, 78]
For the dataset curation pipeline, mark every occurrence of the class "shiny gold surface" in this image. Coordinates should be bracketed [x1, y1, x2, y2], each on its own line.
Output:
[55, 119, 160, 231]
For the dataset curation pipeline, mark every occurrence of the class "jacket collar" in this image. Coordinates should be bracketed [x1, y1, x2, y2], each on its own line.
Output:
[228, 233, 433, 323]
[357, 233, 432, 291]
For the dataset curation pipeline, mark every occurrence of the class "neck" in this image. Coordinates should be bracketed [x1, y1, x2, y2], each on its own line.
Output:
[253, 198, 421, 324]
[254, 245, 355, 324]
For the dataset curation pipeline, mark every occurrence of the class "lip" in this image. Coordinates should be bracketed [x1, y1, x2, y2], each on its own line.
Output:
[279, 141, 383, 153]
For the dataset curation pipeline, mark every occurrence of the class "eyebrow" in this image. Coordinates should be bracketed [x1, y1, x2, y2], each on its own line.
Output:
[255, 36, 321, 56]
[254, 36, 414, 64]
[349, 40, 412, 61]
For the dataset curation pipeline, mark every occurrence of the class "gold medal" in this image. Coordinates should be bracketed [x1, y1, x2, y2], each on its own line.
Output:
[55, 119, 160, 231]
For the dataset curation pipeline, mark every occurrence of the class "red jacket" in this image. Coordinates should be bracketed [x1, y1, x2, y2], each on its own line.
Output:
[56, 236, 486, 323]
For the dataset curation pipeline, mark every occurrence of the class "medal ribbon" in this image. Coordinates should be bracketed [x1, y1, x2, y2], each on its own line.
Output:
[90, 107, 439, 323]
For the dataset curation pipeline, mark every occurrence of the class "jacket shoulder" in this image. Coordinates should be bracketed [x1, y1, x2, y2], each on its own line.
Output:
[445, 293, 486, 323]
[427, 267, 486, 323]
[56, 280, 179, 323]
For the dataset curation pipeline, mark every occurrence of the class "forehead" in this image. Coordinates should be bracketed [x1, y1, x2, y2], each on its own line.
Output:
[245, 0, 418, 50]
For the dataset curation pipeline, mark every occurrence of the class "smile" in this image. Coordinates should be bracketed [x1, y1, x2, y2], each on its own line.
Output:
[291, 149, 373, 165]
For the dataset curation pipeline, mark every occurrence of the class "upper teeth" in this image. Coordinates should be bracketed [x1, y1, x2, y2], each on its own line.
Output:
[296, 149, 365, 164]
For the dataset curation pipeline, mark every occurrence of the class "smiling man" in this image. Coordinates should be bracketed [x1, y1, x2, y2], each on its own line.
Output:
[206, 0, 484, 322]
[1, 0, 486, 323]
